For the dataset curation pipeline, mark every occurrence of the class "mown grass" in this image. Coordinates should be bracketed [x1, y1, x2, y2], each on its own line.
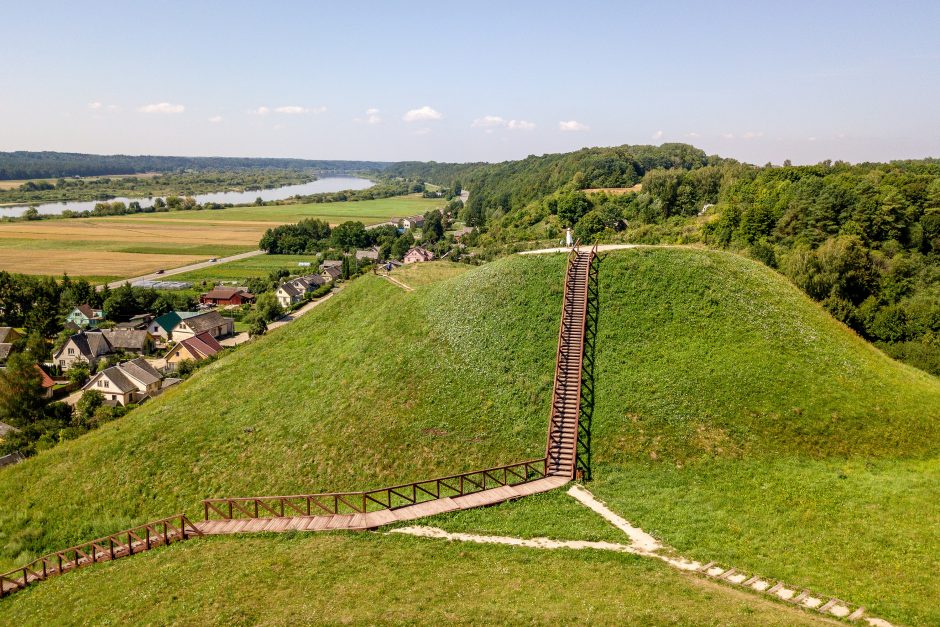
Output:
[120, 194, 445, 224]
[170, 254, 325, 285]
[1, 248, 937, 623]
[0, 533, 828, 625]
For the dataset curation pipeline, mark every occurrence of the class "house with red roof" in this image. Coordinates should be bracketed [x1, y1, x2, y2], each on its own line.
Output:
[164, 331, 224, 371]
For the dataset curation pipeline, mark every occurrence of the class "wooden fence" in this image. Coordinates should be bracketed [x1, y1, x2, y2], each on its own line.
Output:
[0, 514, 200, 598]
[203, 458, 548, 520]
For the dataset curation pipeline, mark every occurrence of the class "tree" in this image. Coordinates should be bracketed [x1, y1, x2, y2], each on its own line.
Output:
[68, 362, 91, 386]
[391, 232, 414, 259]
[254, 291, 283, 322]
[0, 352, 47, 428]
[340, 254, 357, 280]
[331, 221, 368, 250]
[103, 283, 139, 321]
[248, 315, 268, 337]
[75, 390, 104, 426]
[556, 192, 591, 227]
[423, 211, 444, 243]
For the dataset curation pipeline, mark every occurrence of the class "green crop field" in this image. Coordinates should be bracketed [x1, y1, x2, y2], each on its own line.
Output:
[169, 254, 324, 286]
[1, 249, 937, 624]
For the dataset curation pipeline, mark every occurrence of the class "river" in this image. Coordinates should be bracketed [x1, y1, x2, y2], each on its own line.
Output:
[0, 176, 374, 217]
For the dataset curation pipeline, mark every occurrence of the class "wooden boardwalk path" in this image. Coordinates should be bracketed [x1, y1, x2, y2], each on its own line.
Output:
[1, 245, 596, 598]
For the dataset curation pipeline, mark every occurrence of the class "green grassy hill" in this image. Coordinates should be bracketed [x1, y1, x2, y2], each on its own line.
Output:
[2, 249, 937, 623]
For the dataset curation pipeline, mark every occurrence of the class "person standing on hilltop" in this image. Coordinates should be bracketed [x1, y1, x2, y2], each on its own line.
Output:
[565, 227, 573, 248]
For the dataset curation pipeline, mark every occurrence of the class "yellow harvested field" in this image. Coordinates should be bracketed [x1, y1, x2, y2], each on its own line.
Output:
[0, 249, 205, 278]
[0, 219, 263, 246]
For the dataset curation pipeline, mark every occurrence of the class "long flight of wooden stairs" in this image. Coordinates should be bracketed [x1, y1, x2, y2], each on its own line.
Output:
[1, 244, 597, 598]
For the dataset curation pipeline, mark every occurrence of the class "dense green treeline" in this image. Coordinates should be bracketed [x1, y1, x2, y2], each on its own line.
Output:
[381, 143, 725, 225]
[0, 151, 390, 180]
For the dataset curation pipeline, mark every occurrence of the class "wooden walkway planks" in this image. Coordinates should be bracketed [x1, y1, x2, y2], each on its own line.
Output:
[193, 476, 569, 536]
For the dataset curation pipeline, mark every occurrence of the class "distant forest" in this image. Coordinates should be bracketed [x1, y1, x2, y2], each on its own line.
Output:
[0, 151, 391, 180]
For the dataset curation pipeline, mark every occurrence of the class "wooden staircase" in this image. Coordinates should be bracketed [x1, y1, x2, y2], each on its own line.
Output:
[546, 243, 596, 478]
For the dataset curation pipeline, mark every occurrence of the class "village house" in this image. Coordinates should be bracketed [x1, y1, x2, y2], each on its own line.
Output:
[116, 313, 154, 331]
[164, 331, 223, 371]
[52, 330, 112, 371]
[275, 274, 326, 309]
[0, 343, 13, 366]
[355, 246, 381, 262]
[403, 246, 436, 264]
[35, 365, 55, 399]
[171, 310, 235, 342]
[321, 265, 342, 283]
[401, 215, 426, 230]
[199, 286, 255, 307]
[452, 226, 474, 242]
[149, 311, 200, 341]
[0, 327, 22, 344]
[81, 357, 166, 406]
[98, 329, 155, 355]
[65, 304, 105, 329]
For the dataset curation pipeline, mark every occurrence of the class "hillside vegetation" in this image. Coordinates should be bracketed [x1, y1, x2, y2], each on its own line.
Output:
[2, 250, 937, 623]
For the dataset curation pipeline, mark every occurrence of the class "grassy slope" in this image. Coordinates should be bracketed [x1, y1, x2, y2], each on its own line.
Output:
[2, 249, 937, 623]
[0, 534, 825, 626]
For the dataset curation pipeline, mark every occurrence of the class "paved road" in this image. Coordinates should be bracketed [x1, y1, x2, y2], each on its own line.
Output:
[99, 249, 266, 290]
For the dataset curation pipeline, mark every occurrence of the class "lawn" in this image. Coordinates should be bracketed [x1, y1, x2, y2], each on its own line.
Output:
[0, 195, 443, 278]
[0, 533, 827, 625]
[1, 250, 937, 623]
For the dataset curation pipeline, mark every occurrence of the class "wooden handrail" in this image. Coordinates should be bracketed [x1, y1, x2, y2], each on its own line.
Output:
[202, 458, 548, 520]
[0, 514, 200, 598]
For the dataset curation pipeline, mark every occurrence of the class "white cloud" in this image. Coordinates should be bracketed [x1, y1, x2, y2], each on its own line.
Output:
[272, 105, 327, 115]
[138, 102, 185, 114]
[403, 106, 442, 122]
[253, 106, 271, 116]
[742, 131, 764, 140]
[106, 104, 120, 112]
[507, 119, 535, 131]
[414, 127, 432, 135]
[208, 115, 223, 123]
[472, 115, 505, 128]
[472, 116, 535, 131]
[88, 101, 102, 110]
[808, 136, 817, 142]
[558, 120, 589, 132]
[275, 105, 308, 114]
[356, 108, 382, 124]
[722, 132, 735, 139]
[652, 130, 664, 140]
[686, 132, 701, 138]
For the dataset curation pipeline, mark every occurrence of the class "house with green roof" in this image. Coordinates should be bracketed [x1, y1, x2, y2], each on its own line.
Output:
[148, 311, 200, 342]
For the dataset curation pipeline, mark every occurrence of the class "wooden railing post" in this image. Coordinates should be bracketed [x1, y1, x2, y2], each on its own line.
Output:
[204, 501, 209, 521]
[109, 538, 115, 560]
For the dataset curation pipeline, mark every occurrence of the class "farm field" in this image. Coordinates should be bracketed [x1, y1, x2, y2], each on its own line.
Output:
[170, 254, 324, 286]
[0, 195, 443, 278]
[2, 250, 938, 624]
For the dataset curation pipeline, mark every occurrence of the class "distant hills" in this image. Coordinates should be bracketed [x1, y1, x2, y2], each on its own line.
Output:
[0, 151, 392, 180]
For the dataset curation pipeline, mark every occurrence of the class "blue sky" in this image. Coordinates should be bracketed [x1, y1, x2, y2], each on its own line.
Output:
[1, 1, 938, 164]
